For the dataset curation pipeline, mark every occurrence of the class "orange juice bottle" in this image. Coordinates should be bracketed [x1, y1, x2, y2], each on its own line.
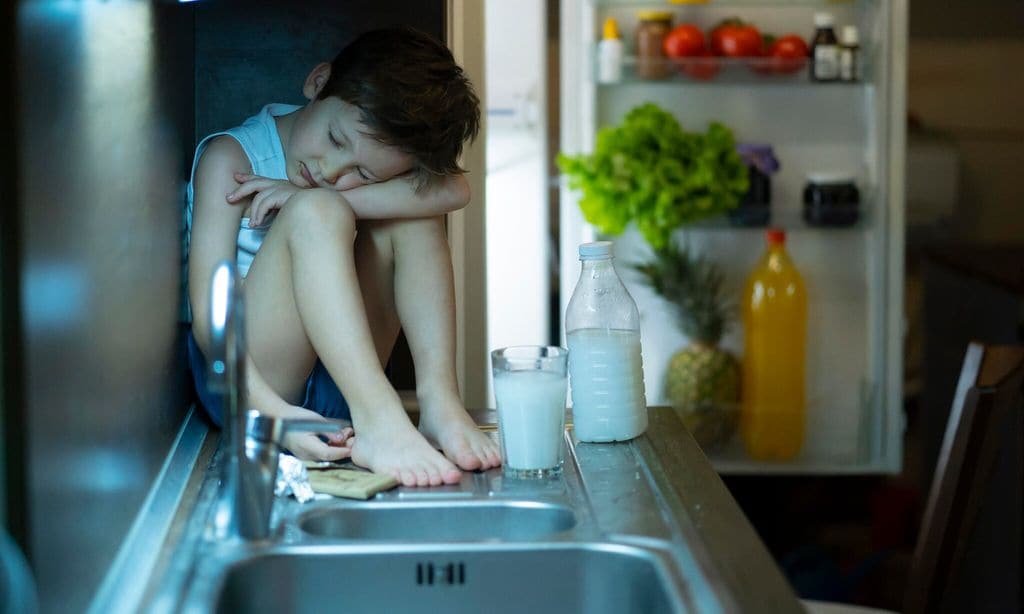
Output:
[741, 229, 807, 460]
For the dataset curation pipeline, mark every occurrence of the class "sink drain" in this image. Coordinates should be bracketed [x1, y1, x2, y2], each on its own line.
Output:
[415, 561, 466, 586]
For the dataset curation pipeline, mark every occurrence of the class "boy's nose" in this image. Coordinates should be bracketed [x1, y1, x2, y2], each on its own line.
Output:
[319, 151, 351, 186]
[320, 162, 345, 186]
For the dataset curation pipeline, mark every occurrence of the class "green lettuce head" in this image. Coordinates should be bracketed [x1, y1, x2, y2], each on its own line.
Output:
[557, 103, 748, 250]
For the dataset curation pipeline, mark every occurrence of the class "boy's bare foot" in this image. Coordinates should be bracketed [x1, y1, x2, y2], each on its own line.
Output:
[350, 418, 462, 487]
[418, 400, 502, 471]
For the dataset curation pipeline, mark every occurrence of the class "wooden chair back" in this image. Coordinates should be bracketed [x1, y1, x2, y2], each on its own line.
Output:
[904, 342, 1024, 614]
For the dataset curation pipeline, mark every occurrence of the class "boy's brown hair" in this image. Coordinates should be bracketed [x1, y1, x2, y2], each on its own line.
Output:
[320, 26, 481, 190]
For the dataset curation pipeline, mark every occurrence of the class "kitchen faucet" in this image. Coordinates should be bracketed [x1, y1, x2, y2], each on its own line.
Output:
[207, 260, 344, 540]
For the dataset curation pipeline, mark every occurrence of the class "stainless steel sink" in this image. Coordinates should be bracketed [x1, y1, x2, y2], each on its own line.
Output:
[214, 543, 682, 614]
[299, 500, 577, 541]
[137, 410, 805, 613]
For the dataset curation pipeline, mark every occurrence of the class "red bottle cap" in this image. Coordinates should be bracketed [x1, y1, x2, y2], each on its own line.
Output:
[766, 228, 786, 246]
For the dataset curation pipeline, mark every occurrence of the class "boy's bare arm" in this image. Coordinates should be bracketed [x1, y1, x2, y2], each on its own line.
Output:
[231, 171, 471, 225]
[189, 136, 251, 354]
[342, 172, 470, 219]
[245, 353, 353, 458]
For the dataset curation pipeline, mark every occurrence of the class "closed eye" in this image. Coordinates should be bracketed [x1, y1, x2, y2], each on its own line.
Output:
[329, 132, 342, 148]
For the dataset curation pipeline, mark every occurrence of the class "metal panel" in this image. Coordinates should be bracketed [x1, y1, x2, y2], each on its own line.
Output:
[16, 2, 193, 611]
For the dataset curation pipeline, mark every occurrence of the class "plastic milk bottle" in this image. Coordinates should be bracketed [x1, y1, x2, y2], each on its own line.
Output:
[565, 242, 648, 442]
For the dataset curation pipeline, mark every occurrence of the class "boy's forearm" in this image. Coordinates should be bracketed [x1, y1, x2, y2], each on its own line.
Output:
[341, 174, 470, 219]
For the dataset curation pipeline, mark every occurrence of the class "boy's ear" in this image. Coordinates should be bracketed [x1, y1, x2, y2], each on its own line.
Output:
[303, 63, 332, 100]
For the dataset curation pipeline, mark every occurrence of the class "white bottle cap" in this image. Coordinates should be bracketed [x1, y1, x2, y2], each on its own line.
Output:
[841, 25, 859, 45]
[579, 241, 613, 260]
[814, 12, 835, 28]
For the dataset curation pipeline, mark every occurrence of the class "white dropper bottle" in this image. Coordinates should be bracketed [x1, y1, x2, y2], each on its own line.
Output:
[596, 17, 624, 84]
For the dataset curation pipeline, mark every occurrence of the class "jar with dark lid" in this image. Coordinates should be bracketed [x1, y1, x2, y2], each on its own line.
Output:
[635, 11, 672, 79]
[803, 173, 860, 227]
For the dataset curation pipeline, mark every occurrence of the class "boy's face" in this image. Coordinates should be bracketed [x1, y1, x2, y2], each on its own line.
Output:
[285, 69, 415, 191]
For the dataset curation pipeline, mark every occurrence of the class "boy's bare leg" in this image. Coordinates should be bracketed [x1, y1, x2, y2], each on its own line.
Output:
[243, 189, 461, 486]
[376, 216, 501, 471]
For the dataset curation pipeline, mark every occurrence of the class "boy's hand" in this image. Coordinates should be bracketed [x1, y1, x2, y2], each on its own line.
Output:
[227, 172, 302, 227]
[282, 409, 358, 462]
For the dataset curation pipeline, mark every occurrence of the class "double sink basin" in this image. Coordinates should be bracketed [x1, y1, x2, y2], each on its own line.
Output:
[218, 502, 680, 613]
[155, 417, 752, 613]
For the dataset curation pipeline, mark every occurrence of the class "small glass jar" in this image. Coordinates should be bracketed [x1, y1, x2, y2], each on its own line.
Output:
[803, 172, 860, 226]
[635, 10, 672, 80]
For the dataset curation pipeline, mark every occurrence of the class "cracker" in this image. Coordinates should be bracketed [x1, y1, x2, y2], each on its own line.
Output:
[307, 468, 399, 500]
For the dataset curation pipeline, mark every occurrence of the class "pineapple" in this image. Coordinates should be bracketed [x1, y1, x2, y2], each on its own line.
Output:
[634, 242, 740, 450]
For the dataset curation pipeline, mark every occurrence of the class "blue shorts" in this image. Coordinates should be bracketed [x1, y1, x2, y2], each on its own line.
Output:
[187, 330, 351, 427]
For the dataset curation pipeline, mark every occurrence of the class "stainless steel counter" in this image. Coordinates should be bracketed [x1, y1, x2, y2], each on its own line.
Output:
[96, 407, 803, 613]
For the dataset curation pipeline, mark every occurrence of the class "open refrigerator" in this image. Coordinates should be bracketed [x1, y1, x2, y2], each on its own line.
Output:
[559, 0, 907, 474]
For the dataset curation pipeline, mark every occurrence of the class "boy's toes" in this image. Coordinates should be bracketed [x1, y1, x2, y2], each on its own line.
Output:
[486, 444, 502, 467]
[476, 442, 500, 469]
[454, 448, 483, 471]
[463, 437, 498, 470]
[441, 465, 462, 485]
[399, 468, 418, 487]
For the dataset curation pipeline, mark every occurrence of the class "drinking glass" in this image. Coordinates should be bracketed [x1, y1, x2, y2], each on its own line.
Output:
[491, 346, 569, 479]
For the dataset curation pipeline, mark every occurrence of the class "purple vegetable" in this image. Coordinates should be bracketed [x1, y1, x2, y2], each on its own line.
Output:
[736, 143, 780, 176]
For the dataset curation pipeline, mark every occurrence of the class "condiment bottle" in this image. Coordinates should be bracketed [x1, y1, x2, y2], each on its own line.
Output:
[566, 242, 648, 442]
[635, 10, 672, 80]
[839, 25, 861, 82]
[597, 17, 624, 84]
[810, 12, 839, 82]
[740, 229, 807, 460]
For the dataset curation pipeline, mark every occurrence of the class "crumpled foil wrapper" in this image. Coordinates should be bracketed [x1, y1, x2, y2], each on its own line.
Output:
[276, 454, 315, 503]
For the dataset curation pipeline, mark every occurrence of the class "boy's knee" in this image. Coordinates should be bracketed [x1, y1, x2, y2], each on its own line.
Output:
[280, 188, 357, 236]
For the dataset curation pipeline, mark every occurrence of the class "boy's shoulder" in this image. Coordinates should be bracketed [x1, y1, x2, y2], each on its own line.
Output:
[197, 134, 251, 177]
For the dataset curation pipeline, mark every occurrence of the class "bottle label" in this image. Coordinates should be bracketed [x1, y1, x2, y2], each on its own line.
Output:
[814, 45, 839, 80]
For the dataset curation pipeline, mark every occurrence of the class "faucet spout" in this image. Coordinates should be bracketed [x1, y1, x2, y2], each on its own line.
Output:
[208, 261, 247, 459]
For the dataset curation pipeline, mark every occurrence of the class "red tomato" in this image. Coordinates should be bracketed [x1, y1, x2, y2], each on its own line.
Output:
[768, 34, 809, 73]
[663, 24, 706, 58]
[747, 34, 774, 75]
[710, 18, 744, 56]
[683, 49, 721, 81]
[717, 24, 763, 57]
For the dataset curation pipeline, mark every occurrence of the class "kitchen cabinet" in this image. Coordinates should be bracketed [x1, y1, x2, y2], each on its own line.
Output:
[559, 0, 907, 473]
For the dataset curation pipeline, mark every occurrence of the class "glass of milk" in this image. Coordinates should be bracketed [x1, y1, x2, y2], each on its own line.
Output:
[491, 346, 568, 479]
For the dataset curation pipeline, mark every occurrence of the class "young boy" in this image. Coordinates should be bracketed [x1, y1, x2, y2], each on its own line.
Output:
[186, 27, 500, 487]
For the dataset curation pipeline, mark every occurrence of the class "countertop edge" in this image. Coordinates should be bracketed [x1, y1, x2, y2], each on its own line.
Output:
[87, 407, 215, 614]
[641, 406, 805, 614]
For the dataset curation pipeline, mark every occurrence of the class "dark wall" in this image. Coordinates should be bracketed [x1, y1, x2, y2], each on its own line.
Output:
[910, 0, 1024, 38]
[195, 0, 445, 141]
[15, 2, 194, 611]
